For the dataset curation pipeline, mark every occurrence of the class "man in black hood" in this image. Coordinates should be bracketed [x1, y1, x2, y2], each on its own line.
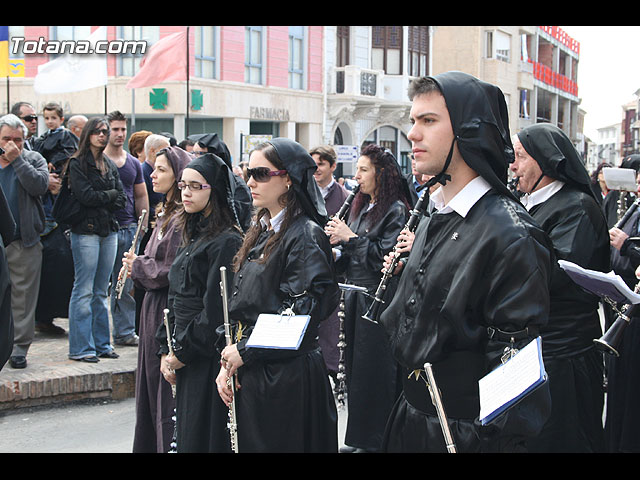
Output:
[379, 72, 555, 453]
[510, 122, 609, 452]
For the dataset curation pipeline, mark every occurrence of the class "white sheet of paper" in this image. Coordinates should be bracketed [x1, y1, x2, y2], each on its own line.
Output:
[245, 313, 310, 350]
[603, 167, 637, 191]
[478, 337, 545, 424]
[558, 259, 640, 304]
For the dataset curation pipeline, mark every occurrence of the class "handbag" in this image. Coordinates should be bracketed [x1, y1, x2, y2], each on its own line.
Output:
[52, 161, 85, 227]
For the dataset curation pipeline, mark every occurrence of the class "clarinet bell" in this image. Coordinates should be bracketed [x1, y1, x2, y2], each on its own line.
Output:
[594, 316, 630, 357]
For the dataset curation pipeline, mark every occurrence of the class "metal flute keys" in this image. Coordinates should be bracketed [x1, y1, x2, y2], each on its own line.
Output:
[115, 209, 147, 299]
[219, 266, 239, 453]
[424, 363, 457, 453]
[163, 308, 178, 453]
[362, 187, 430, 323]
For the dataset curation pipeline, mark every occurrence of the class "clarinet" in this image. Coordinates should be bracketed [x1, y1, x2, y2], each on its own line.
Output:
[615, 197, 640, 229]
[335, 184, 360, 221]
[115, 209, 147, 299]
[362, 187, 430, 323]
[219, 266, 239, 453]
[163, 308, 178, 453]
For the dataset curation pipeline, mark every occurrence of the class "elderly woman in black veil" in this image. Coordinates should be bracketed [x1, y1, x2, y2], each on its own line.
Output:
[216, 137, 339, 453]
[324, 143, 411, 453]
[157, 153, 244, 453]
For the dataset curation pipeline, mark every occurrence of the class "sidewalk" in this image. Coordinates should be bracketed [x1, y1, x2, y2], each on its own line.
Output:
[0, 318, 138, 411]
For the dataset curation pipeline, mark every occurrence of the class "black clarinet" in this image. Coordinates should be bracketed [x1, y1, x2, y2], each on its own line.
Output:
[335, 184, 360, 222]
[615, 197, 640, 229]
[362, 186, 430, 323]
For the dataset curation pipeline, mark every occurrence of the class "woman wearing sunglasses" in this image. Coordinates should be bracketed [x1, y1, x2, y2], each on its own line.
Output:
[157, 153, 243, 453]
[216, 138, 339, 452]
[324, 144, 412, 453]
[120, 146, 191, 453]
[67, 117, 126, 363]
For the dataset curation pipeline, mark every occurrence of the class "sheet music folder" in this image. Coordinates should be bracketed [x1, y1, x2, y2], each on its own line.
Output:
[478, 336, 547, 426]
[245, 313, 311, 350]
[557, 259, 640, 304]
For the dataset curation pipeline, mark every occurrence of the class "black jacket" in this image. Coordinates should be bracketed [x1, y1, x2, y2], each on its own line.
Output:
[68, 153, 126, 237]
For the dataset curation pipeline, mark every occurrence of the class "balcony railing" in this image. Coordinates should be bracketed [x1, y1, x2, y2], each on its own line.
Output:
[529, 59, 578, 97]
[539, 26, 580, 55]
[331, 66, 384, 99]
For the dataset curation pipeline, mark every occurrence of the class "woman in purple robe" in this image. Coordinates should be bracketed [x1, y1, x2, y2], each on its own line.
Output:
[122, 145, 192, 452]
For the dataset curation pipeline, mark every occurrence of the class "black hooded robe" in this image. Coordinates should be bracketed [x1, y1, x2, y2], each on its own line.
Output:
[222, 137, 339, 452]
[524, 185, 608, 452]
[515, 123, 609, 453]
[336, 199, 408, 451]
[379, 71, 555, 453]
[603, 206, 640, 452]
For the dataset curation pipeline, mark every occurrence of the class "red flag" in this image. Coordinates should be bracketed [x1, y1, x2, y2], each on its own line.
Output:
[126, 29, 187, 89]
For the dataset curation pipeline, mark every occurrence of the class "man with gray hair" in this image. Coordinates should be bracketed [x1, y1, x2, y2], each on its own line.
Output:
[0, 114, 49, 369]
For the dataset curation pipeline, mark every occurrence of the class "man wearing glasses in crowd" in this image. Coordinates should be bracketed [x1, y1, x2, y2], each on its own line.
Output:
[11, 102, 39, 151]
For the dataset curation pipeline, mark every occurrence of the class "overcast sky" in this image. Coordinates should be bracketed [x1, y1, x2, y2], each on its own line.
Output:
[560, 25, 640, 140]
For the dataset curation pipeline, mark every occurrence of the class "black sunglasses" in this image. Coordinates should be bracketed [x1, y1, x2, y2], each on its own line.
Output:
[21, 115, 37, 122]
[246, 167, 287, 183]
[91, 128, 110, 136]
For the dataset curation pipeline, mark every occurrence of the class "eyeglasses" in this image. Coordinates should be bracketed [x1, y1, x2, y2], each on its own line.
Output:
[91, 128, 110, 136]
[177, 181, 212, 191]
[21, 115, 37, 122]
[246, 167, 288, 183]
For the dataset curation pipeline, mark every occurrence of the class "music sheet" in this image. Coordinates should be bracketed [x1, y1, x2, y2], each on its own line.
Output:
[558, 259, 640, 304]
[245, 313, 310, 350]
[478, 336, 547, 426]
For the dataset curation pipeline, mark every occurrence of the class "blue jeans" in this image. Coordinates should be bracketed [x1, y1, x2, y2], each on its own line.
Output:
[68, 232, 117, 359]
[110, 223, 139, 343]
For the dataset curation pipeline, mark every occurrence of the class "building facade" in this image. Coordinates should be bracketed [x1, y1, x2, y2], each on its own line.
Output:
[5, 25, 583, 175]
[5, 26, 325, 164]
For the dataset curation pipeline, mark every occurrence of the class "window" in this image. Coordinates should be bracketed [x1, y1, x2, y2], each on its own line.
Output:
[372, 26, 402, 75]
[486, 30, 511, 63]
[408, 26, 429, 77]
[337, 26, 350, 67]
[118, 26, 159, 77]
[195, 26, 217, 79]
[245, 26, 263, 85]
[289, 26, 304, 89]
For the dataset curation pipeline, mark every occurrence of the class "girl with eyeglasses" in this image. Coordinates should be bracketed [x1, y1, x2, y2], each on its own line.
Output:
[215, 138, 340, 453]
[324, 143, 412, 453]
[66, 117, 126, 363]
[119, 146, 191, 453]
[157, 153, 243, 453]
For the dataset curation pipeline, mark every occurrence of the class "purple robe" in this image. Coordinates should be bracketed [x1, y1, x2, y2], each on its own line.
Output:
[130, 212, 182, 453]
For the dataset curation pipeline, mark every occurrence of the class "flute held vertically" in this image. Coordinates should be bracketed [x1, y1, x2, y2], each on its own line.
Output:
[424, 363, 457, 453]
[362, 187, 430, 323]
[115, 209, 147, 299]
[163, 308, 178, 453]
[219, 266, 239, 453]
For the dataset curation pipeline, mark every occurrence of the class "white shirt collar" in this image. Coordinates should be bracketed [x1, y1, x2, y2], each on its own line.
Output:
[431, 176, 492, 218]
[521, 180, 565, 211]
[319, 178, 336, 198]
[260, 207, 287, 233]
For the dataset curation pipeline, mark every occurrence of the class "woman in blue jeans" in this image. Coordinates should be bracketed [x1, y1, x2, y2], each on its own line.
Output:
[67, 117, 126, 362]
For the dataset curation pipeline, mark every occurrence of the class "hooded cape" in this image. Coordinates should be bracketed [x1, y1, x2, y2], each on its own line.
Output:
[517, 123, 597, 202]
[268, 137, 328, 226]
[428, 71, 516, 200]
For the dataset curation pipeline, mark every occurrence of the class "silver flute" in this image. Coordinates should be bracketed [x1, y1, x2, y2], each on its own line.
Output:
[115, 209, 147, 299]
[424, 362, 457, 453]
[163, 308, 178, 453]
[219, 266, 239, 453]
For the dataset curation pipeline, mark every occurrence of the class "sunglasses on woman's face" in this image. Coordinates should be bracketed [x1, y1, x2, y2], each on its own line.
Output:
[246, 167, 288, 183]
